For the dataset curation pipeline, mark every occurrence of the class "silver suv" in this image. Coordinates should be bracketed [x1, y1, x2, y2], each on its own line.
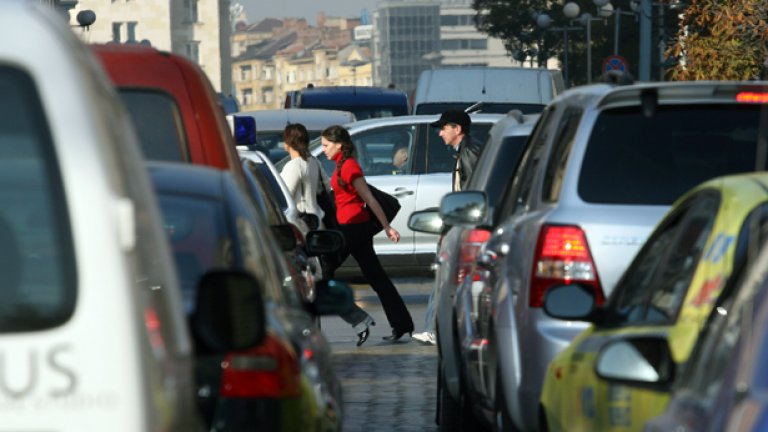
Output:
[442, 80, 768, 431]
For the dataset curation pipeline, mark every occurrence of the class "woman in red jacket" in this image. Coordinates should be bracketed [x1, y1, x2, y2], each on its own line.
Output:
[321, 125, 414, 342]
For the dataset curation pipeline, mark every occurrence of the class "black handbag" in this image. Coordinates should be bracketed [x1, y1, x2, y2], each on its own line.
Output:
[365, 183, 401, 235]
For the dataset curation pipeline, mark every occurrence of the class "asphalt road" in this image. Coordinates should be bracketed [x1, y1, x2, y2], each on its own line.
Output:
[321, 277, 438, 432]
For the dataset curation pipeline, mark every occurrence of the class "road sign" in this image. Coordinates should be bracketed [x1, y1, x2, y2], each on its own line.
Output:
[602, 55, 629, 74]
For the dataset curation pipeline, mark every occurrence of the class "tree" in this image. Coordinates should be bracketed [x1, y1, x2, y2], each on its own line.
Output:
[667, 0, 768, 80]
[473, 0, 637, 86]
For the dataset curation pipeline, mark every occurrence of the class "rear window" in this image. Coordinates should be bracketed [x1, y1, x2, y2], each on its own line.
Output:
[119, 90, 188, 162]
[579, 105, 763, 205]
[0, 66, 76, 331]
[158, 194, 230, 314]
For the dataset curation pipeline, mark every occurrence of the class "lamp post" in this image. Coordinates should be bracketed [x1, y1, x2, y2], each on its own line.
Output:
[577, 11, 605, 83]
[535, 3, 581, 87]
[597, 2, 638, 56]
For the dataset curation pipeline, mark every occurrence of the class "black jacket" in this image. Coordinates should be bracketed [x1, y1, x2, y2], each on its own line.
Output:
[453, 136, 481, 191]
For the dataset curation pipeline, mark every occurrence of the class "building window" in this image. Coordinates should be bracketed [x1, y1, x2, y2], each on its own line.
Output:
[126, 21, 138, 43]
[112, 22, 122, 43]
[242, 88, 253, 106]
[240, 65, 252, 81]
[184, 41, 200, 64]
[183, 0, 198, 23]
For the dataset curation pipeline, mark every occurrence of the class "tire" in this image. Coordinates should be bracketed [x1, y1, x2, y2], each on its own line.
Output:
[438, 358, 462, 432]
[493, 368, 515, 432]
[438, 356, 487, 432]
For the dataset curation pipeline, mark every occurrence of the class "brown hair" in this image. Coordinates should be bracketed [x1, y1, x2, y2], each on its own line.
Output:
[284, 123, 310, 160]
[322, 125, 356, 187]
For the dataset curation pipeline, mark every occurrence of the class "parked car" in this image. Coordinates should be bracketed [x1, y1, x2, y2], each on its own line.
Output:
[235, 108, 356, 163]
[540, 172, 768, 431]
[284, 113, 505, 276]
[285, 85, 410, 120]
[643, 215, 768, 432]
[408, 110, 540, 430]
[0, 3, 259, 429]
[240, 156, 323, 301]
[148, 162, 351, 432]
[441, 80, 768, 431]
[91, 43, 242, 172]
[412, 67, 564, 115]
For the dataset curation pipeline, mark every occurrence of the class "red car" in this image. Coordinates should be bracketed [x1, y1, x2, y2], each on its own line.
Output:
[92, 43, 241, 172]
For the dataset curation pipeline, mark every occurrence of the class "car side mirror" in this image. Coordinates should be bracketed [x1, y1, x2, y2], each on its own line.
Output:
[543, 284, 597, 320]
[299, 213, 320, 230]
[305, 229, 345, 256]
[313, 279, 355, 316]
[440, 191, 487, 226]
[271, 224, 298, 252]
[191, 270, 266, 353]
[595, 337, 675, 388]
[408, 208, 443, 234]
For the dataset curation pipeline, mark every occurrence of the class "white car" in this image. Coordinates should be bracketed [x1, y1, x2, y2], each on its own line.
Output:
[281, 113, 504, 275]
[0, 2, 264, 430]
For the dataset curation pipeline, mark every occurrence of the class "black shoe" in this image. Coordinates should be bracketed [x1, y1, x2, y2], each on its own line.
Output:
[356, 318, 376, 347]
[356, 327, 370, 347]
[382, 329, 413, 342]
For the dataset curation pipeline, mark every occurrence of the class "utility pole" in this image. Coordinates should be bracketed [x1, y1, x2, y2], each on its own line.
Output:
[638, 0, 652, 81]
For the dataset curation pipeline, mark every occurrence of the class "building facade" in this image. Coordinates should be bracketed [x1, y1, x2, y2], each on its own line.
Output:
[231, 17, 372, 111]
[67, 0, 231, 93]
[372, 1, 441, 94]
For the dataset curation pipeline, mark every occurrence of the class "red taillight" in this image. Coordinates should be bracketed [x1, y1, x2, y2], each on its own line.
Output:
[530, 225, 604, 308]
[455, 228, 491, 285]
[220, 332, 301, 398]
[736, 92, 768, 104]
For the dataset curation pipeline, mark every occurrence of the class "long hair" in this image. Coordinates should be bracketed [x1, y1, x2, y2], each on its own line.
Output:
[284, 123, 310, 160]
[322, 125, 356, 187]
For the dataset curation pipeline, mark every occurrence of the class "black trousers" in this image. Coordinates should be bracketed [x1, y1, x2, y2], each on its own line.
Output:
[336, 221, 414, 333]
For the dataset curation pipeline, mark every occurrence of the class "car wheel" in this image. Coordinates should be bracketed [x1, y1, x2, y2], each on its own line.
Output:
[493, 368, 516, 432]
[438, 358, 461, 432]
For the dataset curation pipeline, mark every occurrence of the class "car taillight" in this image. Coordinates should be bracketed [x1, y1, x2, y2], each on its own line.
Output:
[455, 228, 491, 286]
[220, 332, 301, 398]
[530, 224, 604, 308]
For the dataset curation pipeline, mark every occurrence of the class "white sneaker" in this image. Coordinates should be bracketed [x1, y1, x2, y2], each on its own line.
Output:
[412, 331, 436, 346]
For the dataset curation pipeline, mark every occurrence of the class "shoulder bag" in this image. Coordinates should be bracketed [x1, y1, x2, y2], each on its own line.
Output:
[365, 183, 401, 235]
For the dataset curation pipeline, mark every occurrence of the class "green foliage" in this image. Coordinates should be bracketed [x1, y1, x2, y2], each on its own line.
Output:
[668, 0, 768, 80]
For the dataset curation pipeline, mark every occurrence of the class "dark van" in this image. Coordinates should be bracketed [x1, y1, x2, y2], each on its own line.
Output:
[287, 86, 409, 120]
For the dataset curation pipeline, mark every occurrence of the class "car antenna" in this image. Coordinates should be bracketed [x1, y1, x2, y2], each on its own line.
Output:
[465, 102, 484, 114]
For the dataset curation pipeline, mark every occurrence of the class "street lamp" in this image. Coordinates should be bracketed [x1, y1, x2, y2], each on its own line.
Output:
[535, 2, 581, 87]
[598, 2, 638, 56]
[577, 11, 605, 83]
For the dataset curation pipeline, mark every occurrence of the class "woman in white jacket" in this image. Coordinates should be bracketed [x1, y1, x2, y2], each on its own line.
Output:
[280, 123, 376, 346]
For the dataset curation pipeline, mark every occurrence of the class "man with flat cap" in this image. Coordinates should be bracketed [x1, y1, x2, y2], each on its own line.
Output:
[431, 109, 481, 191]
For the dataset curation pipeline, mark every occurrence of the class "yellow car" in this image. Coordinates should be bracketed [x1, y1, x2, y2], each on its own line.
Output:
[539, 172, 768, 431]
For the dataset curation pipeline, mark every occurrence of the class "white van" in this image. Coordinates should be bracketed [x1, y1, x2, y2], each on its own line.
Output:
[0, 2, 265, 430]
[412, 66, 564, 114]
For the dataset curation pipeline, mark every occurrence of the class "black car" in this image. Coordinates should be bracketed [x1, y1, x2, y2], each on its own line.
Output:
[148, 162, 351, 431]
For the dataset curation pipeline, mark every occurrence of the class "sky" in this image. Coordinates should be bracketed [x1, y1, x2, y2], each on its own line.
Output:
[239, 0, 378, 25]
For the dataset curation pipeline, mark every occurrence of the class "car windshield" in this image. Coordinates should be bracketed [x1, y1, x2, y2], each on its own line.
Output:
[119, 89, 188, 162]
[579, 104, 764, 205]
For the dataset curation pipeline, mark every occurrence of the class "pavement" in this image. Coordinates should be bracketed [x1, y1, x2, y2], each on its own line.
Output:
[322, 277, 438, 432]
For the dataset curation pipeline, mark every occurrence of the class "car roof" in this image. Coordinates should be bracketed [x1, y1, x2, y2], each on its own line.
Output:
[556, 80, 768, 110]
[237, 108, 356, 131]
[344, 113, 506, 131]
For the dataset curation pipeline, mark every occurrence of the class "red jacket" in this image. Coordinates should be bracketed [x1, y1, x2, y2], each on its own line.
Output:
[331, 153, 371, 224]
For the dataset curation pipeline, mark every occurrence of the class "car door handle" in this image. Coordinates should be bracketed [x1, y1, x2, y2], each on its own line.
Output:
[391, 188, 414, 198]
